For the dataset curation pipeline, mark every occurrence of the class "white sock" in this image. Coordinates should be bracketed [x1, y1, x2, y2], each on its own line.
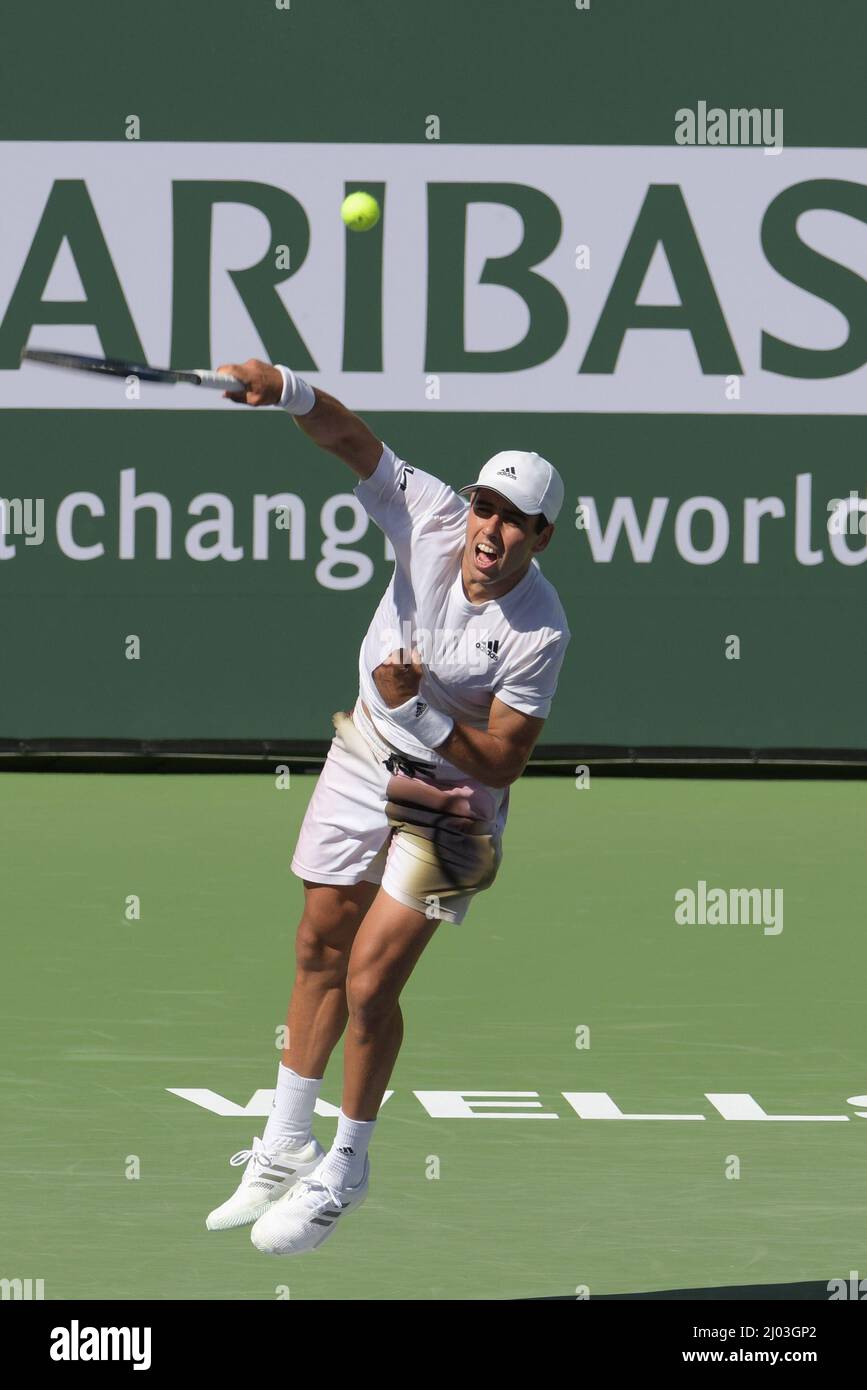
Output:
[261, 1063, 323, 1151]
[317, 1109, 376, 1189]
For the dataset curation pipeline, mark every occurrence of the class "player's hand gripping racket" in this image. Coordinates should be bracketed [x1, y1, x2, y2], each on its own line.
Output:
[19, 348, 245, 393]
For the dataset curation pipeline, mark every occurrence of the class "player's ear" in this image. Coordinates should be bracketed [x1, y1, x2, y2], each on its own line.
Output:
[532, 522, 554, 553]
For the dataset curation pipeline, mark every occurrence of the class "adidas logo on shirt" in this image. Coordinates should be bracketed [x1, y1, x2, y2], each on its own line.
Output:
[474, 639, 500, 660]
[496, 465, 517, 478]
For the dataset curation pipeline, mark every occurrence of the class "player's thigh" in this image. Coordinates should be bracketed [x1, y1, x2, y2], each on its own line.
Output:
[295, 879, 380, 979]
[345, 887, 441, 1019]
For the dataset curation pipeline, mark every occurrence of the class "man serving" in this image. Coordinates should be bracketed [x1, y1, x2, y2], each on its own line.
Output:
[205, 360, 571, 1254]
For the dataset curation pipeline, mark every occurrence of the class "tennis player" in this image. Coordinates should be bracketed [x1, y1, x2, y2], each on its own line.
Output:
[205, 360, 571, 1254]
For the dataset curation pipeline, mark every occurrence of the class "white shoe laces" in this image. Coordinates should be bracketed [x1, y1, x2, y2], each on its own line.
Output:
[229, 1136, 279, 1176]
[293, 1174, 345, 1210]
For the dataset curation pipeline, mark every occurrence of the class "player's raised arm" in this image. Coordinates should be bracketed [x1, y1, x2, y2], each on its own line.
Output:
[216, 358, 383, 480]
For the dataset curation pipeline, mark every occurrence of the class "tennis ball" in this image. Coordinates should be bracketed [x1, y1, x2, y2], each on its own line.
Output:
[341, 191, 381, 232]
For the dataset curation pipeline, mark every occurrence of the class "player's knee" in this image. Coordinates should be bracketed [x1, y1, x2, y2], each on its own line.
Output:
[294, 915, 351, 983]
[295, 883, 370, 962]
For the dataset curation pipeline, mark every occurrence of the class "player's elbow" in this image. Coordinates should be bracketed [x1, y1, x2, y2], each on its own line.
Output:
[493, 757, 529, 789]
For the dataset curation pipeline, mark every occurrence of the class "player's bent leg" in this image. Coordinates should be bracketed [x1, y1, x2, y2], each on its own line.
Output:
[284, 879, 380, 1079]
[206, 879, 378, 1233]
[249, 889, 436, 1256]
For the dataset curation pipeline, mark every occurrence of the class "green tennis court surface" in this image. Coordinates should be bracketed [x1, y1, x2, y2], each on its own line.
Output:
[2, 772, 864, 1301]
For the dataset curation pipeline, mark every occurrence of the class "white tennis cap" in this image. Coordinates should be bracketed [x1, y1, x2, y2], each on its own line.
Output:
[458, 451, 564, 523]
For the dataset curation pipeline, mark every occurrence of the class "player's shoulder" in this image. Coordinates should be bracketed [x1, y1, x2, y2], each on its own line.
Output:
[373, 444, 461, 503]
[526, 560, 571, 644]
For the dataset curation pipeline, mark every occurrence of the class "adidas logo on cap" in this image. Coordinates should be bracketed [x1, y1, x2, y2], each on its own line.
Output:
[457, 450, 565, 523]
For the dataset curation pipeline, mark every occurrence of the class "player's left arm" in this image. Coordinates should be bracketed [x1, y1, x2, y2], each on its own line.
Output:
[436, 698, 546, 789]
[372, 653, 544, 788]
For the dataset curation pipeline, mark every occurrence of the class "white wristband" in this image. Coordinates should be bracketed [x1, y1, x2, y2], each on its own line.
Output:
[388, 693, 454, 750]
[275, 364, 316, 415]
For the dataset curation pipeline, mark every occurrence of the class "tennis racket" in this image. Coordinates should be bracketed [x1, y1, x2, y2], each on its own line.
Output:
[20, 348, 245, 392]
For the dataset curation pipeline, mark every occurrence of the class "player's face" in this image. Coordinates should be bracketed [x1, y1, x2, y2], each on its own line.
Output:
[466, 488, 542, 581]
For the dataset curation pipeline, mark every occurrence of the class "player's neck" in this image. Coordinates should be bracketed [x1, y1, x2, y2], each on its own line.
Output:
[460, 554, 532, 604]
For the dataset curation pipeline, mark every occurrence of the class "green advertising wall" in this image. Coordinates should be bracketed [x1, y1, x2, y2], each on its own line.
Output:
[1, 409, 865, 749]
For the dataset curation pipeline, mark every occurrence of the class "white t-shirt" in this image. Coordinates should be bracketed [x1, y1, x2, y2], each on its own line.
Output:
[353, 444, 571, 779]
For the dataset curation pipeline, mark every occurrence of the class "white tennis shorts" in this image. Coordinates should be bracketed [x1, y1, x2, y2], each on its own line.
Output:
[290, 697, 508, 924]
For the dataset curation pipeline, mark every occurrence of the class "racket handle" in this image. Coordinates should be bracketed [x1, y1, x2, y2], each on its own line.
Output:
[193, 369, 246, 391]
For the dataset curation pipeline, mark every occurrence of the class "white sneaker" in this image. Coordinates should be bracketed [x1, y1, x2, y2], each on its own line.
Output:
[206, 1134, 325, 1230]
[250, 1155, 370, 1255]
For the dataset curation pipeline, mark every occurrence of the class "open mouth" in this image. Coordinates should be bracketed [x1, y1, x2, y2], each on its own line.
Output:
[474, 541, 499, 571]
